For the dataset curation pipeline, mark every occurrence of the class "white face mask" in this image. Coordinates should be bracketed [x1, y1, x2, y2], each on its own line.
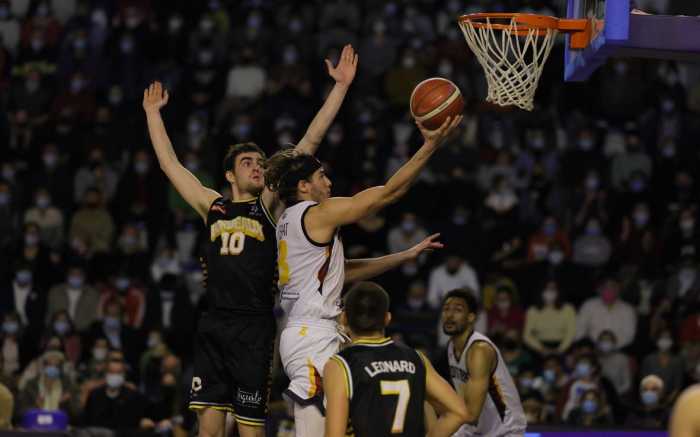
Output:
[106, 373, 125, 389]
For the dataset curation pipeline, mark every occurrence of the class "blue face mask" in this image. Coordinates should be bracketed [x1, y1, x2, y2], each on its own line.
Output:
[582, 399, 598, 414]
[543, 369, 557, 383]
[104, 317, 120, 331]
[53, 320, 70, 335]
[2, 321, 19, 334]
[15, 270, 32, 286]
[543, 223, 557, 236]
[575, 362, 592, 378]
[44, 365, 60, 379]
[641, 390, 659, 406]
[67, 276, 83, 289]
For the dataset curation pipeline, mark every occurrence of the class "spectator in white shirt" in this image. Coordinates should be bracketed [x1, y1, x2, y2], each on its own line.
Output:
[24, 187, 64, 249]
[576, 277, 637, 349]
[225, 48, 266, 101]
[427, 253, 480, 309]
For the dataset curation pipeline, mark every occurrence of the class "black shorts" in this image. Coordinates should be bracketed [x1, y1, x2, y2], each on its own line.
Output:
[188, 312, 275, 427]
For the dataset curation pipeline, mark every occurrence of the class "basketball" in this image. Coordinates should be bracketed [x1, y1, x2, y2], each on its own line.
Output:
[409, 77, 465, 130]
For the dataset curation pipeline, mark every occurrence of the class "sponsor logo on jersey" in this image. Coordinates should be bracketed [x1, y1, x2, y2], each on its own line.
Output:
[210, 217, 265, 242]
[191, 377, 203, 393]
[450, 365, 469, 382]
[364, 360, 416, 377]
[237, 389, 263, 406]
[211, 204, 226, 214]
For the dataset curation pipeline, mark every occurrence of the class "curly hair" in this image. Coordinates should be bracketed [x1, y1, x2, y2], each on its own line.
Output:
[264, 148, 322, 205]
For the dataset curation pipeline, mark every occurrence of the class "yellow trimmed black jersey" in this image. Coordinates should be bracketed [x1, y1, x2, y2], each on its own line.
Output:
[332, 338, 426, 437]
[203, 196, 276, 314]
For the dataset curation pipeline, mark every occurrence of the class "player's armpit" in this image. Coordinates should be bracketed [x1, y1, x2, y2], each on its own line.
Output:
[422, 353, 469, 437]
[323, 358, 350, 437]
[463, 341, 496, 423]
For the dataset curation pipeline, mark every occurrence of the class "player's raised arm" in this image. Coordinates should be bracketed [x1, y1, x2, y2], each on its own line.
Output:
[309, 115, 461, 232]
[296, 44, 357, 155]
[421, 352, 469, 437]
[323, 358, 351, 437]
[143, 81, 219, 221]
[262, 45, 357, 214]
[344, 234, 443, 284]
[462, 342, 496, 424]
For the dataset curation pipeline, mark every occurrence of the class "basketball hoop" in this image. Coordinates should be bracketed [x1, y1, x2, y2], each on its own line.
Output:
[458, 13, 589, 111]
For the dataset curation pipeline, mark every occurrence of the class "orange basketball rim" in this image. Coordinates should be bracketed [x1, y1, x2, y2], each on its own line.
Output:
[457, 12, 591, 111]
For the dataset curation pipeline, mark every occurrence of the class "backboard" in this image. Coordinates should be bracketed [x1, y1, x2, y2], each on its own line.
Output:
[564, 0, 700, 81]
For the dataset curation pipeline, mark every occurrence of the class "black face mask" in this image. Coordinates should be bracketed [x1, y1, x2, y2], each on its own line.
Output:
[502, 339, 518, 350]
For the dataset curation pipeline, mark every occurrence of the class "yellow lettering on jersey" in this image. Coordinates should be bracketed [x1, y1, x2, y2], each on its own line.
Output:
[299, 326, 308, 337]
[210, 217, 265, 242]
[278, 240, 290, 286]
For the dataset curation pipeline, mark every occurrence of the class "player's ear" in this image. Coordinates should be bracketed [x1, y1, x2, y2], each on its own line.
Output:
[467, 312, 476, 324]
[225, 169, 236, 185]
[297, 179, 309, 195]
[385, 312, 392, 327]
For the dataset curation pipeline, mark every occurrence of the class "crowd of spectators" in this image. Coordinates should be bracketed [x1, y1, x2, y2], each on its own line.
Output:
[1, 0, 700, 435]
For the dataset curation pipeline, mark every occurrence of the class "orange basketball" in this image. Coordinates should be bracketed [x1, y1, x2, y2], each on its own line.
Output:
[410, 77, 464, 131]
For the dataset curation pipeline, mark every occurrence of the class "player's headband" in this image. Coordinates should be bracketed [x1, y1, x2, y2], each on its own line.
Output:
[279, 155, 323, 189]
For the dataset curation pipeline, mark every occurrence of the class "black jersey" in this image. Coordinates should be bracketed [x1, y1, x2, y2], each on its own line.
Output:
[203, 196, 276, 314]
[333, 338, 426, 437]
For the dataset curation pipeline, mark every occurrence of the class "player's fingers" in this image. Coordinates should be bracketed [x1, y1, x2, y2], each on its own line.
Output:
[436, 116, 453, 135]
[352, 53, 358, 66]
[164, 89, 169, 101]
[324, 59, 333, 72]
[426, 233, 441, 241]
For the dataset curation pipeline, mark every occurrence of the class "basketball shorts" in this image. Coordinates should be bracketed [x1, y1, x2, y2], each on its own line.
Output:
[188, 312, 275, 427]
[279, 320, 342, 410]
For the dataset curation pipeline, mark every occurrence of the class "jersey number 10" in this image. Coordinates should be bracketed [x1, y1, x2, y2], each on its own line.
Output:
[220, 231, 245, 256]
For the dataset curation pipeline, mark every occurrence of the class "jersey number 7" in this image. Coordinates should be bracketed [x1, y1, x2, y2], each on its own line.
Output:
[380, 380, 410, 434]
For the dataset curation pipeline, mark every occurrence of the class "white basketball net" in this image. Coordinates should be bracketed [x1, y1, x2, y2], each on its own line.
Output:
[459, 16, 557, 111]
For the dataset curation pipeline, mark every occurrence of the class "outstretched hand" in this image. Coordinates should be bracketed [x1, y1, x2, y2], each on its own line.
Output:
[416, 115, 463, 151]
[143, 81, 169, 113]
[325, 44, 358, 87]
[408, 233, 444, 259]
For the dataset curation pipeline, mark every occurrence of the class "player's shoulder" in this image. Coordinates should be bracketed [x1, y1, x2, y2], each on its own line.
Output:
[206, 196, 227, 218]
[468, 339, 496, 358]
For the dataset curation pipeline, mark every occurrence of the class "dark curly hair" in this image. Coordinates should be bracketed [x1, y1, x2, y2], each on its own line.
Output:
[264, 148, 322, 205]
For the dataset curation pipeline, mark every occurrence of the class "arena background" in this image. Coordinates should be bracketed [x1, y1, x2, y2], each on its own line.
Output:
[1, 0, 699, 435]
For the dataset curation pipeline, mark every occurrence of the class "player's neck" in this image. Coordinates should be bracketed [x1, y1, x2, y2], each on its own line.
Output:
[230, 185, 256, 202]
[452, 327, 474, 358]
[351, 332, 386, 342]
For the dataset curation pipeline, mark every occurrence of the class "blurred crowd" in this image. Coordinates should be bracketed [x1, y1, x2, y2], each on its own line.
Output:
[1, 0, 700, 435]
